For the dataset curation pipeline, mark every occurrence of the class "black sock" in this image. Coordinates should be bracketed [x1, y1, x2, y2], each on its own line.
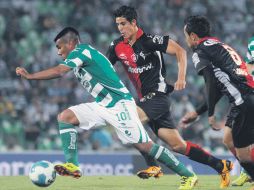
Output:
[186, 141, 223, 173]
[240, 162, 254, 180]
[140, 151, 159, 167]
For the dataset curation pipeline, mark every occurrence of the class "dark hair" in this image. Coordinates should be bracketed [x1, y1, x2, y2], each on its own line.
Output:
[184, 15, 211, 38]
[54, 27, 80, 42]
[113, 5, 137, 23]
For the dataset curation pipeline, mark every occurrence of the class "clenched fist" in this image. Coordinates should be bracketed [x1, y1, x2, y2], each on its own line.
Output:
[16, 67, 30, 79]
[178, 111, 198, 128]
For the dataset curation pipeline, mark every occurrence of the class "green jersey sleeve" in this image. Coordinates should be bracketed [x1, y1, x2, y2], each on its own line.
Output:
[62, 46, 92, 68]
[246, 36, 254, 64]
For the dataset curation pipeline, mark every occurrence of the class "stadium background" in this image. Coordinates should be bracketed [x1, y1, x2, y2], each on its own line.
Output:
[0, 0, 253, 176]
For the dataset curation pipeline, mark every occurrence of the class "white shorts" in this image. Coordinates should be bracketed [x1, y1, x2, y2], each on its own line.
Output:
[69, 100, 151, 144]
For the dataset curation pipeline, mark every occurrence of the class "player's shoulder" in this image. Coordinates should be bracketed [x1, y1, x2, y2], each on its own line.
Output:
[195, 37, 223, 56]
[198, 37, 221, 49]
[71, 44, 88, 53]
[142, 33, 164, 42]
[110, 36, 124, 47]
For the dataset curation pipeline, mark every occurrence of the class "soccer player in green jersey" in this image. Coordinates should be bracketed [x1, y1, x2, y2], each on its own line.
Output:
[246, 36, 254, 76]
[16, 27, 197, 189]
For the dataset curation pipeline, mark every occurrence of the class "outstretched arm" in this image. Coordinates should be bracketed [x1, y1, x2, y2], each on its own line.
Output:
[166, 39, 187, 90]
[16, 64, 71, 80]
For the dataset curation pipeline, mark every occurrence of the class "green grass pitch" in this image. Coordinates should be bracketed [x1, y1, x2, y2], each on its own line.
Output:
[0, 175, 252, 190]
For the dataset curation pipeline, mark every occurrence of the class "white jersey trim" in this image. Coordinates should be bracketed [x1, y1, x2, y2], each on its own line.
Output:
[71, 57, 83, 67]
[91, 83, 104, 97]
[98, 93, 113, 107]
[59, 128, 77, 134]
[214, 68, 244, 105]
[156, 51, 167, 92]
[154, 146, 164, 159]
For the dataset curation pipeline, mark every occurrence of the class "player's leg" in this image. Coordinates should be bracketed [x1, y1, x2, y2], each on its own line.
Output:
[137, 93, 233, 187]
[107, 100, 197, 189]
[224, 126, 252, 186]
[223, 126, 236, 156]
[157, 127, 233, 188]
[236, 146, 254, 180]
[136, 106, 162, 178]
[231, 94, 254, 181]
[57, 109, 79, 166]
[55, 103, 106, 178]
[134, 141, 198, 190]
[55, 108, 81, 178]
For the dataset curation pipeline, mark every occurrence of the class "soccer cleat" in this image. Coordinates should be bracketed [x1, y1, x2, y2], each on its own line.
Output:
[54, 162, 82, 179]
[137, 166, 163, 179]
[232, 171, 252, 186]
[219, 160, 233, 188]
[178, 175, 198, 190]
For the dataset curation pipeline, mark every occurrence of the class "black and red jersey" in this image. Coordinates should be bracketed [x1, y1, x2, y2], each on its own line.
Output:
[192, 37, 254, 116]
[107, 28, 172, 99]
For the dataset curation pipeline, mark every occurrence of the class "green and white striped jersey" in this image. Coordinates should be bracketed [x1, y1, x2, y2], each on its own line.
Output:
[61, 44, 133, 107]
[246, 36, 254, 64]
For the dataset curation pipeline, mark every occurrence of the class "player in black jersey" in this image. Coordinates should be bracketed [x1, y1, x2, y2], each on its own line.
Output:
[182, 15, 254, 181]
[107, 5, 233, 188]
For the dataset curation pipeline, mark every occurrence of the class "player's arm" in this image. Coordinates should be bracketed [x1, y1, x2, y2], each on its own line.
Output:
[106, 41, 118, 65]
[179, 70, 223, 129]
[16, 64, 71, 80]
[201, 66, 223, 130]
[166, 39, 187, 90]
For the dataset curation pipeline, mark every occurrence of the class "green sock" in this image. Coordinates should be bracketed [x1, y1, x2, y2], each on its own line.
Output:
[58, 122, 78, 166]
[149, 144, 193, 177]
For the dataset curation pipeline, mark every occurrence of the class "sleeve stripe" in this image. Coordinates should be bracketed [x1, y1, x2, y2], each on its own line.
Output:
[70, 57, 83, 67]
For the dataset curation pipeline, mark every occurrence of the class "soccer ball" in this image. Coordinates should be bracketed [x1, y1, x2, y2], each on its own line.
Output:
[29, 160, 56, 187]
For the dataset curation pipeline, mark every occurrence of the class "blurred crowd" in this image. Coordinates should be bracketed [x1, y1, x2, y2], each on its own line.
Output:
[0, 0, 253, 153]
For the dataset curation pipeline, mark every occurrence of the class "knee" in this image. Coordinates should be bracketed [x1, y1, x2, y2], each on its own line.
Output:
[171, 143, 186, 154]
[135, 142, 153, 153]
[222, 137, 230, 147]
[237, 153, 251, 163]
[57, 109, 74, 124]
[223, 136, 233, 149]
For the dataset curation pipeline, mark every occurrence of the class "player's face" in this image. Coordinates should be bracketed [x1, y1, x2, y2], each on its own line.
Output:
[115, 17, 137, 39]
[55, 39, 72, 60]
[184, 25, 194, 48]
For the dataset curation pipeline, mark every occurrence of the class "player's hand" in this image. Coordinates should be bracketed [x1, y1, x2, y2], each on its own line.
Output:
[16, 67, 31, 79]
[178, 111, 198, 128]
[174, 78, 186, 90]
[208, 116, 221, 131]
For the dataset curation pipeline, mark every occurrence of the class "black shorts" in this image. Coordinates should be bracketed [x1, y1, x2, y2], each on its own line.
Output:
[136, 92, 176, 135]
[227, 94, 254, 148]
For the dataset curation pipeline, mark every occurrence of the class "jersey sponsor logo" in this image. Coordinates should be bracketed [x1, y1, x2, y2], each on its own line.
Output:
[127, 63, 153, 73]
[203, 39, 219, 46]
[139, 51, 147, 60]
[192, 52, 200, 68]
[74, 68, 93, 92]
[68, 132, 77, 149]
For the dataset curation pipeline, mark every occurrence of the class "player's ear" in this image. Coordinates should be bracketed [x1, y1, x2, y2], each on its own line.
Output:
[69, 40, 76, 49]
[131, 19, 137, 26]
[190, 32, 198, 42]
